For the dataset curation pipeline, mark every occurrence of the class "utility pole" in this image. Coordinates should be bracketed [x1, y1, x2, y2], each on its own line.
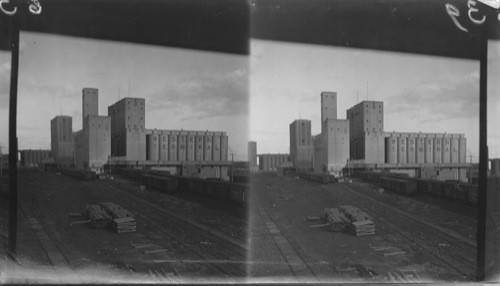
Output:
[230, 152, 234, 183]
[0, 145, 3, 176]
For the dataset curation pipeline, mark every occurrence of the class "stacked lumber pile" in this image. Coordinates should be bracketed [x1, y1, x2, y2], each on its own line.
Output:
[100, 202, 136, 233]
[86, 204, 112, 229]
[338, 206, 375, 236]
[324, 208, 350, 232]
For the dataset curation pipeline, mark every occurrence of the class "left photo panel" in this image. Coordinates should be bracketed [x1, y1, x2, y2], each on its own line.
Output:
[0, 1, 250, 283]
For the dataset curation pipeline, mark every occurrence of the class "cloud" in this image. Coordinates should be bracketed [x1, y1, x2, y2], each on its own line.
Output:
[386, 71, 479, 122]
[146, 68, 248, 120]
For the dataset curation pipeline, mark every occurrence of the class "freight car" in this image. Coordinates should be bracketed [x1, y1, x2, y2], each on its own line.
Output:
[141, 174, 178, 193]
[296, 171, 334, 184]
[380, 176, 418, 196]
[59, 168, 97, 181]
[115, 169, 248, 205]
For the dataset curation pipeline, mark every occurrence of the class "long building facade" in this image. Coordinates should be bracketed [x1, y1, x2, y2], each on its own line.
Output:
[258, 153, 290, 171]
[107, 97, 230, 179]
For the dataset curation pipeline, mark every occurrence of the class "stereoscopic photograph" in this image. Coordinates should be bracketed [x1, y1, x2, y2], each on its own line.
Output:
[0, 0, 499, 284]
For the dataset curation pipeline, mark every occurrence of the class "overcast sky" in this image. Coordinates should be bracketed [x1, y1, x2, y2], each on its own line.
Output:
[0, 32, 249, 160]
[249, 39, 500, 162]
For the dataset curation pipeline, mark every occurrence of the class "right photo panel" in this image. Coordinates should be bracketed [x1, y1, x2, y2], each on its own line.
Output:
[248, 0, 499, 283]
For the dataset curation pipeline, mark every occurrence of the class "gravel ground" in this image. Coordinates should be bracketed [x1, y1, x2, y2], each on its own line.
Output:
[248, 172, 476, 283]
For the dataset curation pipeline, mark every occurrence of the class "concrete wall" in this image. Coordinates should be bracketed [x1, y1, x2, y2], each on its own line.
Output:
[416, 137, 425, 163]
[385, 135, 397, 164]
[397, 137, 407, 164]
[407, 135, 416, 164]
[313, 134, 325, 173]
[433, 136, 443, 164]
[364, 131, 385, 164]
[195, 134, 204, 161]
[204, 133, 213, 161]
[178, 133, 187, 161]
[20, 150, 51, 167]
[187, 134, 195, 161]
[146, 133, 159, 161]
[321, 91, 337, 122]
[82, 88, 98, 124]
[451, 137, 459, 163]
[442, 136, 451, 163]
[459, 137, 467, 163]
[323, 119, 349, 172]
[125, 129, 146, 161]
[51, 116, 75, 166]
[290, 119, 313, 169]
[85, 116, 111, 169]
[159, 134, 168, 161]
[258, 154, 290, 171]
[346, 101, 383, 161]
[248, 141, 257, 171]
[212, 135, 221, 161]
[168, 132, 179, 161]
[108, 97, 146, 157]
[220, 135, 228, 161]
[491, 159, 500, 177]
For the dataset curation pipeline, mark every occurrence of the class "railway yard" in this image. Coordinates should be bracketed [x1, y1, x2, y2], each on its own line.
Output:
[248, 172, 479, 283]
[1, 169, 499, 283]
[0, 169, 248, 283]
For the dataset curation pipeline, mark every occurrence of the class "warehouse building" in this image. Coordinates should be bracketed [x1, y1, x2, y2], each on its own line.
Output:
[344, 100, 469, 182]
[19, 150, 52, 167]
[74, 88, 111, 171]
[258, 153, 291, 171]
[50, 115, 75, 166]
[313, 92, 350, 176]
[289, 119, 313, 170]
[107, 97, 230, 179]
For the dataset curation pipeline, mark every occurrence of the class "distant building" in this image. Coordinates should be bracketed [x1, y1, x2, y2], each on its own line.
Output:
[74, 88, 111, 171]
[248, 141, 257, 172]
[314, 119, 350, 176]
[107, 97, 230, 179]
[50, 115, 75, 166]
[289, 119, 313, 170]
[313, 92, 350, 176]
[108, 97, 146, 160]
[258, 153, 290, 171]
[346, 101, 385, 164]
[19, 149, 52, 167]
[491, 158, 500, 177]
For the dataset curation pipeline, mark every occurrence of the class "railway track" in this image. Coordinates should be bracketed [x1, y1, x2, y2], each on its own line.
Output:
[104, 180, 248, 278]
[339, 183, 475, 280]
[252, 194, 317, 281]
[17, 171, 247, 281]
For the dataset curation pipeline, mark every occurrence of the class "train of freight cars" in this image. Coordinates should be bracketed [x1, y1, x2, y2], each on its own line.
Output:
[114, 168, 247, 205]
[356, 171, 478, 204]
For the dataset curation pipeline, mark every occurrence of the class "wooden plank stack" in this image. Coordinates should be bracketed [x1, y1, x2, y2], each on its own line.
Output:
[99, 202, 136, 233]
[324, 208, 350, 232]
[338, 206, 375, 236]
[86, 204, 112, 229]
[349, 220, 375, 236]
